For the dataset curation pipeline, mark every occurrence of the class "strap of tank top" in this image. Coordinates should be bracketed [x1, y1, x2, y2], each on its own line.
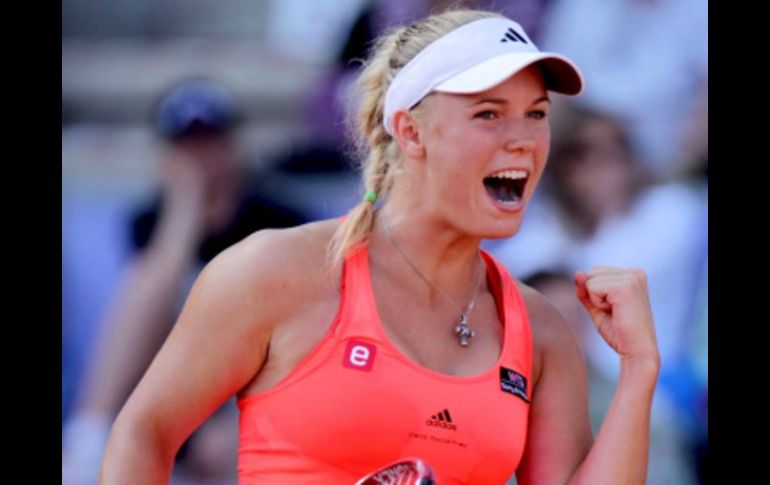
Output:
[331, 244, 382, 341]
[482, 250, 533, 380]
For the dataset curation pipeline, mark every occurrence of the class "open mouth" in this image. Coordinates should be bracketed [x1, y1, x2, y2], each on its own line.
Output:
[483, 169, 528, 205]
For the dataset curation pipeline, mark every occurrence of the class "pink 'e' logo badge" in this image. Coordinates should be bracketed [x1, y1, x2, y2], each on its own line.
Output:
[343, 339, 377, 372]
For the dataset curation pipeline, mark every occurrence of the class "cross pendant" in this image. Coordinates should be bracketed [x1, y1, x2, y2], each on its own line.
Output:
[454, 313, 476, 347]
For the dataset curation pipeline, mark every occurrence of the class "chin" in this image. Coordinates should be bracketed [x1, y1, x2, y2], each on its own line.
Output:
[485, 224, 522, 240]
[469, 216, 523, 240]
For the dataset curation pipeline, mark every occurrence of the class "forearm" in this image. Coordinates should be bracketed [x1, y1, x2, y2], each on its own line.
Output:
[567, 359, 659, 485]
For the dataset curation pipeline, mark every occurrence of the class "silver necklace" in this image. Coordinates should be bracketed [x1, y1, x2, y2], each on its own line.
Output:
[381, 214, 484, 347]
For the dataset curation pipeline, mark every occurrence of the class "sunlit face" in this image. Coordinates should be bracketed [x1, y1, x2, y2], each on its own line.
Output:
[412, 65, 551, 238]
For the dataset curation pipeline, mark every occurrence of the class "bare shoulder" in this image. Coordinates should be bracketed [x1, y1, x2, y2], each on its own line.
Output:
[204, 219, 342, 316]
[213, 218, 340, 277]
[110, 219, 344, 449]
[515, 281, 572, 342]
[185, 219, 343, 358]
[212, 219, 345, 397]
[514, 280, 583, 386]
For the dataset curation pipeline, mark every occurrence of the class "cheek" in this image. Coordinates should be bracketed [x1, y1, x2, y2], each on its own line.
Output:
[538, 125, 551, 157]
[431, 154, 472, 196]
[424, 127, 479, 180]
[530, 128, 551, 182]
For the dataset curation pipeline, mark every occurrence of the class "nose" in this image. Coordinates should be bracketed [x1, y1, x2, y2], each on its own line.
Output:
[503, 121, 537, 154]
[504, 138, 536, 153]
[504, 120, 536, 153]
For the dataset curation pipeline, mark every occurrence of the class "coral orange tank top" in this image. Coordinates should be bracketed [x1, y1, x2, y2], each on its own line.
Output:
[237, 245, 533, 484]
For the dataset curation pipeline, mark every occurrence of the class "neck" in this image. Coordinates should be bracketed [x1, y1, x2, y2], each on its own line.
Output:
[370, 201, 484, 307]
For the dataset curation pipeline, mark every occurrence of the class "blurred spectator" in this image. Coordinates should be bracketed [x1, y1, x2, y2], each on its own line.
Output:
[488, 105, 707, 484]
[675, 78, 708, 182]
[62, 78, 306, 485]
[255, 0, 439, 219]
[538, 0, 708, 178]
[684, 250, 708, 484]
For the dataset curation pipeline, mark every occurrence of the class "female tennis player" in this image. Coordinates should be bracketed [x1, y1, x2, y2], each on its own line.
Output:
[100, 9, 660, 484]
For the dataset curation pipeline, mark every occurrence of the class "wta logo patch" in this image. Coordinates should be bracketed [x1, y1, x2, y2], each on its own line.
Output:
[500, 366, 529, 403]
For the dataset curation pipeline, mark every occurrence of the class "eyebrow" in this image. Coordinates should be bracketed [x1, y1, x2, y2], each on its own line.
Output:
[470, 95, 551, 106]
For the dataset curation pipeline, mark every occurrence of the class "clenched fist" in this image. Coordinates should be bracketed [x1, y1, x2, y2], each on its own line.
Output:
[574, 267, 660, 373]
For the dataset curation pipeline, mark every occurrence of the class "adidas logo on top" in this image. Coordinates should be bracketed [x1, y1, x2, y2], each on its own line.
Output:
[500, 27, 528, 44]
[425, 408, 457, 431]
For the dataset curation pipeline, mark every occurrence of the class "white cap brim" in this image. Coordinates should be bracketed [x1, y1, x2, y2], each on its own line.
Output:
[434, 52, 583, 96]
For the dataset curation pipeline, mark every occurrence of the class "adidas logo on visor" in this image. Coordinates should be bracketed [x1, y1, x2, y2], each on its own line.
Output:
[500, 27, 528, 44]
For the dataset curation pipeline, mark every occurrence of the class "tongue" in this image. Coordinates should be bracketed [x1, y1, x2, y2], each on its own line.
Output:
[484, 178, 521, 204]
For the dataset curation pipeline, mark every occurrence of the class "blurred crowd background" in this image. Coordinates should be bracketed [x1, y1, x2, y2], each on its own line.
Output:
[62, 0, 708, 484]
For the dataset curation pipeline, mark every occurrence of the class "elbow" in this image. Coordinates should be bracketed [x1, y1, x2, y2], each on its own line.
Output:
[99, 412, 177, 484]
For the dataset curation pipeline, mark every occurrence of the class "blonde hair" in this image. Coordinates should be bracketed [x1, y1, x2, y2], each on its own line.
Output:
[327, 9, 502, 267]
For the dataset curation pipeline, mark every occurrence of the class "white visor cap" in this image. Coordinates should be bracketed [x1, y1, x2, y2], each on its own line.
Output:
[383, 17, 583, 135]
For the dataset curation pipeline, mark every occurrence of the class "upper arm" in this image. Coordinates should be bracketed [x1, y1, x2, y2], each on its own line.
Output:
[516, 290, 594, 485]
[112, 228, 301, 453]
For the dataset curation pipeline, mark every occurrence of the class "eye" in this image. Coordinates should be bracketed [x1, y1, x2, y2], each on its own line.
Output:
[528, 110, 548, 120]
[474, 110, 499, 120]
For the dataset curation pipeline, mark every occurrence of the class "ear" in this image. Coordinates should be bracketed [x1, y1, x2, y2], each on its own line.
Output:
[392, 110, 426, 160]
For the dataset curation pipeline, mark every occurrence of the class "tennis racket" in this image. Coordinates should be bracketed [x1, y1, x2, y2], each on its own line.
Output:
[354, 457, 436, 485]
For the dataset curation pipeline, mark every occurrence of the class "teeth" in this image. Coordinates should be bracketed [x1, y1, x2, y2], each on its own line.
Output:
[488, 169, 527, 180]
